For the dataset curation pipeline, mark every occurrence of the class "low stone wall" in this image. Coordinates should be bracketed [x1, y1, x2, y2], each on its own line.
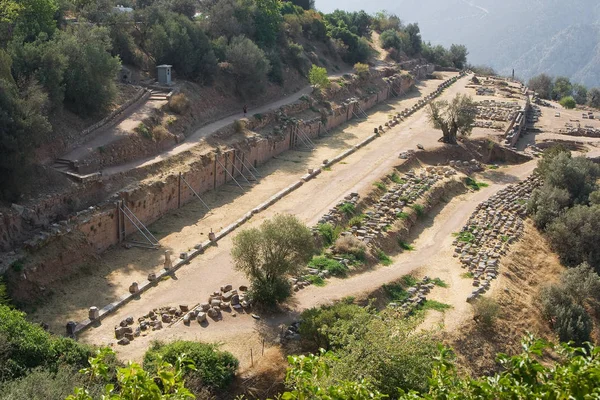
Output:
[504, 94, 531, 147]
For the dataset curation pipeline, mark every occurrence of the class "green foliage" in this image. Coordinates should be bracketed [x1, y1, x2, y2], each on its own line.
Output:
[0, 277, 9, 306]
[338, 202, 355, 217]
[224, 35, 271, 98]
[0, 73, 51, 202]
[135, 123, 152, 139]
[67, 348, 196, 399]
[448, 44, 468, 69]
[380, 29, 403, 50]
[401, 275, 418, 287]
[284, 351, 386, 400]
[254, 0, 283, 47]
[305, 274, 326, 286]
[383, 283, 409, 302]
[587, 87, 600, 108]
[412, 204, 425, 217]
[353, 62, 369, 79]
[373, 181, 387, 191]
[454, 230, 475, 243]
[529, 73, 554, 99]
[396, 211, 409, 219]
[333, 236, 367, 262]
[289, 336, 600, 399]
[299, 301, 373, 351]
[432, 278, 448, 288]
[317, 223, 340, 247]
[546, 205, 600, 271]
[0, 305, 93, 382]
[552, 76, 573, 100]
[464, 177, 488, 190]
[348, 214, 364, 228]
[399, 241, 415, 251]
[55, 25, 121, 115]
[9, 0, 58, 41]
[461, 271, 474, 279]
[527, 184, 571, 229]
[143, 9, 217, 83]
[232, 214, 314, 306]
[143, 341, 238, 390]
[375, 249, 392, 266]
[472, 297, 500, 327]
[422, 300, 451, 312]
[559, 95, 576, 109]
[0, 367, 104, 400]
[308, 64, 330, 89]
[572, 83, 588, 105]
[390, 172, 405, 184]
[309, 255, 348, 277]
[427, 94, 476, 144]
[540, 263, 600, 344]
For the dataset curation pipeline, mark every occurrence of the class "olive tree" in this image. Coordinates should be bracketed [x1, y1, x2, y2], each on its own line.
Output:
[427, 93, 476, 144]
[231, 214, 314, 306]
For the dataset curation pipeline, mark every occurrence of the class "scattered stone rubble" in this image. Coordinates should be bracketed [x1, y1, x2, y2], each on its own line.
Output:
[115, 284, 250, 345]
[448, 159, 484, 174]
[453, 175, 542, 302]
[344, 167, 457, 244]
[388, 276, 436, 313]
[318, 193, 360, 226]
[475, 100, 520, 122]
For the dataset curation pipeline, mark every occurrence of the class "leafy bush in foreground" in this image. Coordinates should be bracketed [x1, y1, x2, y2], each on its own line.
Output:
[144, 341, 238, 390]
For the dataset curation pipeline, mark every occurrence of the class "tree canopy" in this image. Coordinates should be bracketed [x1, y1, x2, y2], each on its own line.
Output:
[427, 94, 476, 144]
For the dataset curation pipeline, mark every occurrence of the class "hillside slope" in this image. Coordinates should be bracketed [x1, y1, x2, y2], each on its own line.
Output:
[316, 0, 600, 86]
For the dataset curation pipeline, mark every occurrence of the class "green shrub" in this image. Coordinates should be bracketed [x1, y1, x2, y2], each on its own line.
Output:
[0, 306, 93, 381]
[353, 62, 369, 79]
[374, 181, 387, 191]
[559, 96, 576, 109]
[422, 300, 452, 312]
[317, 223, 340, 247]
[396, 211, 409, 219]
[454, 230, 475, 243]
[348, 214, 364, 228]
[376, 249, 392, 266]
[143, 341, 238, 390]
[305, 275, 326, 286]
[398, 241, 414, 251]
[432, 278, 448, 288]
[0, 367, 104, 400]
[472, 297, 500, 327]
[309, 255, 349, 277]
[401, 275, 418, 287]
[233, 119, 246, 133]
[308, 65, 330, 89]
[225, 36, 271, 98]
[338, 202, 356, 217]
[383, 283, 409, 302]
[390, 173, 405, 184]
[553, 302, 592, 345]
[135, 123, 151, 139]
[464, 177, 488, 190]
[412, 204, 425, 217]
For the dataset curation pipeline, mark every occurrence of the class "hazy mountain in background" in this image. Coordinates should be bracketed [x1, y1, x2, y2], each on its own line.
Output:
[316, 0, 600, 87]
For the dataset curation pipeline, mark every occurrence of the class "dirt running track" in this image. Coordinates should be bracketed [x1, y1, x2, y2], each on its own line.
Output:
[65, 74, 525, 364]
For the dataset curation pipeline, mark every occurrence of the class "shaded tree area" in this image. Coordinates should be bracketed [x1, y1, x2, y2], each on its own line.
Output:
[427, 93, 476, 144]
[528, 73, 600, 108]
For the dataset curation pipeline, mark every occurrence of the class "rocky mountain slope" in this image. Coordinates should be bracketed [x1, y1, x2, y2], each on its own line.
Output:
[317, 0, 600, 86]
